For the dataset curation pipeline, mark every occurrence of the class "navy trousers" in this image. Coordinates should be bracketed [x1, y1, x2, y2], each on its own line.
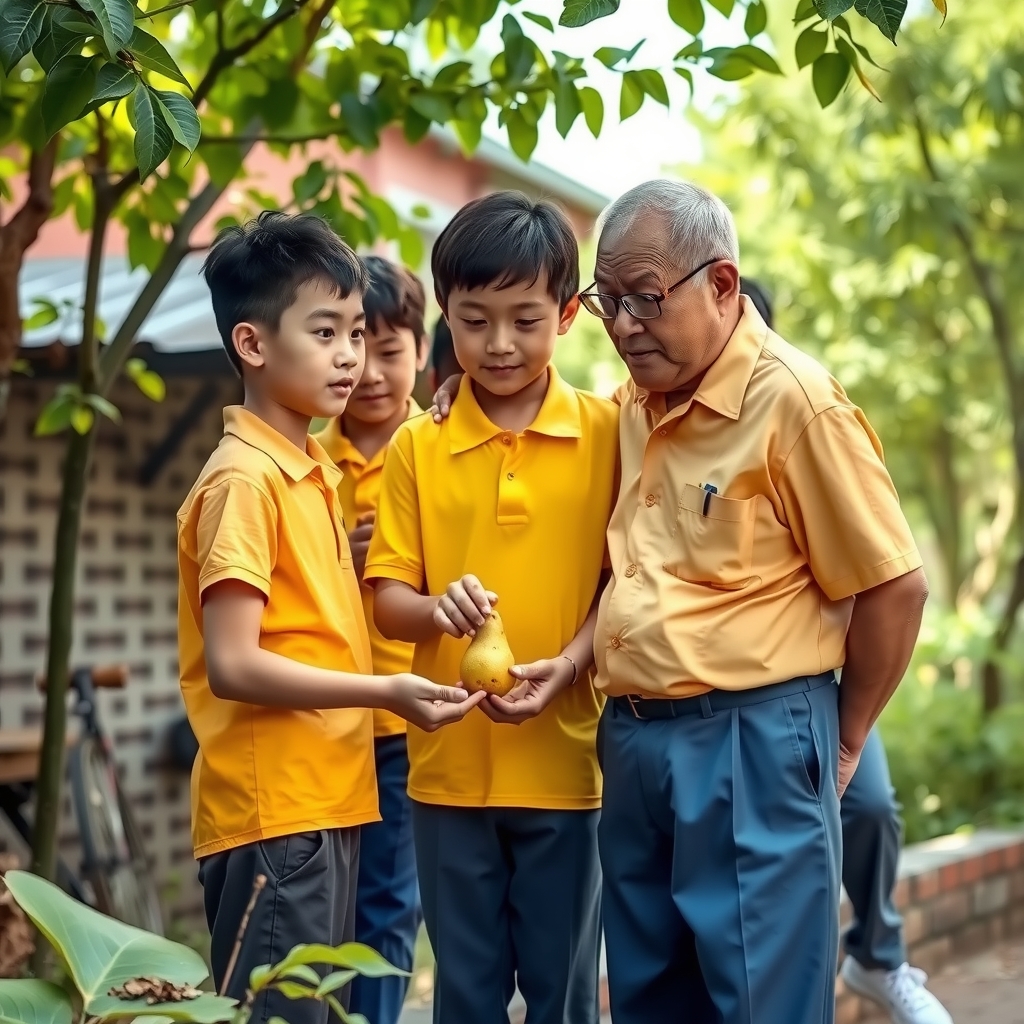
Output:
[412, 802, 602, 1024]
[599, 676, 842, 1024]
[350, 735, 422, 1024]
[841, 726, 906, 971]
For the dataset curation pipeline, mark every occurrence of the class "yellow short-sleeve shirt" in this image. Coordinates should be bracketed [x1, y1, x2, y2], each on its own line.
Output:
[364, 368, 619, 809]
[596, 297, 923, 699]
[177, 406, 377, 859]
[314, 401, 423, 738]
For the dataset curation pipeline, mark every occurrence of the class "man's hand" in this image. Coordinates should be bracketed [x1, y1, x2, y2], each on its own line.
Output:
[433, 574, 497, 638]
[429, 373, 464, 422]
[837, 742, 862, 797]
[384, 673, 487, 732]
[348, 512, 375, 580]
[479, 657, 576, 725]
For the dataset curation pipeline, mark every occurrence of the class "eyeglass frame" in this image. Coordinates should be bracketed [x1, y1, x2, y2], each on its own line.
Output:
[578, 257, 726, 321]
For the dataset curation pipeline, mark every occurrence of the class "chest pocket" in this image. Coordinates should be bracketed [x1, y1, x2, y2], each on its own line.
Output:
[665, 483, 758, 591]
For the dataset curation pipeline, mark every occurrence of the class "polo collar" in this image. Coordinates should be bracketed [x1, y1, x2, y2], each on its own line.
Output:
[633, 296, 767, 421]
[448, 366, 582, 455]
[316, 399, 423, 470]
[223, 406, 340, 484]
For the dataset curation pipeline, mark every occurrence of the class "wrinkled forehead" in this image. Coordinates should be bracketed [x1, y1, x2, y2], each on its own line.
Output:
[595, 210, 679, 288]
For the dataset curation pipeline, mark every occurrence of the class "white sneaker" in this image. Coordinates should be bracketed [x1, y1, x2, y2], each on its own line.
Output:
[841, 957, 953, 1024]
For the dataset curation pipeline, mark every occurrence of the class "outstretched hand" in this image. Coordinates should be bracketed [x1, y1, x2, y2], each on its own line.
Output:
[429, 373, 464, 422]
[478, 657, 576, 726]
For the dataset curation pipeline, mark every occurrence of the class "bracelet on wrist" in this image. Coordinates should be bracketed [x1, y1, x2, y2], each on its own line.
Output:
[560, 655, 579, 684]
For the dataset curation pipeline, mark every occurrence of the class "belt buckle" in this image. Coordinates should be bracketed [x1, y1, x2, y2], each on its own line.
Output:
[626, 694, 644, 720]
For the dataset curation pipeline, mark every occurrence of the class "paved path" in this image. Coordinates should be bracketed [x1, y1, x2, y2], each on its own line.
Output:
[399, 936, 1024, 1023]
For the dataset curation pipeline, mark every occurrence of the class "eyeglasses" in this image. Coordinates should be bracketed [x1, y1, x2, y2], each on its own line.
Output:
[579, 257, 725, 320]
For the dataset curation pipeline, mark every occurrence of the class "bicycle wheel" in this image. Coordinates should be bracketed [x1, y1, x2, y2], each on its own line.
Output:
[68, 736, 164, 934]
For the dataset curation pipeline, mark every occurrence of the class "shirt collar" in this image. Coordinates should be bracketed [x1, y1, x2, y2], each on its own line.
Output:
[315, 399, 423, 469]
[633, 296, 767, 421]
[223, 406, 341, 485]
[448, 366, 582, 455]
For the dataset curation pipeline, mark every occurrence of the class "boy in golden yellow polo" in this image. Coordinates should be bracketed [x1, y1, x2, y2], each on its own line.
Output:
[177, 213, 482, 1024]
[366, 192, 619, 1024]
[313, 256, 429, 1024]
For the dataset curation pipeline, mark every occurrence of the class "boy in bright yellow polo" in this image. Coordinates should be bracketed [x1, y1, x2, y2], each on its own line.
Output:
[366, 192, 619, 1024]
[177, 214, 482, 1024]
[313, 256, 429, 1024]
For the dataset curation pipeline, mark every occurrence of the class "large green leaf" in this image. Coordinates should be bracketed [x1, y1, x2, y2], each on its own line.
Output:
[579, 85, 603, 137]
[79, 0, 134, 56]
[620, 71, 644, 120]
[795, 26, 828, 68]
[89, 64, 138, 108]
[0, 981, 73, 1024]
[2, 872, 213, 1009]
[668, 0, 704, 35]
[813, 0, 854, 18]
[853, 0, 907, 42]
[42, 54, 100, 139]
[559, 0, 619, 28]
[554, 79, 582, 137]
[153, 89, 201, 150]
[130, 85, 174, 180]
[129, 28, 191, 89]
[86, 993, 236, 1023]
[0, 0, 44, 74]
[811, 51, 850, 106]
[744, 0, 768, 37]
[29, 5, 83, 73]
[593, 39, 643, 69]
[273, 943, 410, 979]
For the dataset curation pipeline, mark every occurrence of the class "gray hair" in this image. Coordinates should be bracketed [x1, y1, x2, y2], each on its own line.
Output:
[598, 179, 739, 280]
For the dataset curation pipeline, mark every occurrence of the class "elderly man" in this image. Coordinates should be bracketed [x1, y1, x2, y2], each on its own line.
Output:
[576, 180, 927, 1024]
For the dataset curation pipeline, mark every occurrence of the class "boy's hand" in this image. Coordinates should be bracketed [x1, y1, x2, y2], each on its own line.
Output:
[479, 657, 576, 725]
[429, 373, 464, 422]
[433, 575, 497, 638]
[385, 673, 487, 732]
[348, 512, 375, 580]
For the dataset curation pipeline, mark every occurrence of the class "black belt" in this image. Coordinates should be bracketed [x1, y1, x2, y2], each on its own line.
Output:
[612, 672, 836, 721]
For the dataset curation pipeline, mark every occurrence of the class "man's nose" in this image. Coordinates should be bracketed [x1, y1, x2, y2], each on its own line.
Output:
[613, 305, 643, 340]
[486, 328, 516, 353]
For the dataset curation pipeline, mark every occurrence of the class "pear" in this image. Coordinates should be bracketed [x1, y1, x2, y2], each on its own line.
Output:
[460, 610, 516, 696]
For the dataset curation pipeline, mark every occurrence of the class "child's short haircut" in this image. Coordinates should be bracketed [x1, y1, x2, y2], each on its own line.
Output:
[363, 255, 426, 342]
[202, 211, 368, 375]
[431, 191, 579, 311]
[431, 317, 459, 379]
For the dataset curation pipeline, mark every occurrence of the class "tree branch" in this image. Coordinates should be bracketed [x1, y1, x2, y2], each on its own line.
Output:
[292, 0, 335, 75]
[199, 131, 331, 144]
[138, 0, 197, 18]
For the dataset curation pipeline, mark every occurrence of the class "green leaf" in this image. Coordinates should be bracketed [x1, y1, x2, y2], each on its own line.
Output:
[125, 357, 146, 379]
[278, 965, 321, 987]
[811, 51, 851, 106]
[579, 85, 603, 137]
[339, 93, 379, 148]
[34, 392, 76, 436]
[555, 79, 582, 137]
[79, 0, 134, 55]
[410, 0, 438, 23]
[853, 0, 907, 42]
[594, 40, 644, 69]
[522, 12, 554, 31]
[42, 54, 100, 139]
[794, 0, 818, 20]
[130, 85, 174, 181]
[620, 71, 645, 120]
[313, 971, 357, 997]
[153, 89, 200, 150]
[931, 0, 946, 22]
[409, 91, 454, 123]
[0, 981, 73, 1024]
[813, 0, 854, 18]
[795, 26, 828, 68]
[31, 6, 85, 73]
[200, 140, 244, 188]
[836, 35, 880, 98]
[397, 225, 424, 268]
[559, 0, 619, 27]
[293, 161, 328, 204]
[732, 43, 782, 74]
[125, 209, 163, 271]
[635, 68, 669, 105]
[674, 65, 694, 95]
[129, 28, 191, 89]
[87, 994, 236, 1023]
[675, 39, 703, 59]
[70, 404, 95, 435]
[83, 393, 121, 422]
[25, 299, 60, 330]
[403, 105, 431, 143]
[668, 0, 704, 34]
[89, 63, 137, 107]
[0, 0, 45, 75]
[505, 108, 538, 162]
[706, 0, 734, 13]
[744, 0, 768, 37]
[274, 943, 409, 979]
[501, 14, 535, 84]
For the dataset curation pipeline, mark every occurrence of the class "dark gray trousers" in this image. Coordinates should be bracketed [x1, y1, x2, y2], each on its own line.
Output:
[199, 828, 359, 1024]
[841, 726, 907, 970]
[412, 802, 602, 1024]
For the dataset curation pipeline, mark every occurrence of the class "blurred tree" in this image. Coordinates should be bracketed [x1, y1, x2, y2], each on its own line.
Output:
[688, 0, 1024, 710]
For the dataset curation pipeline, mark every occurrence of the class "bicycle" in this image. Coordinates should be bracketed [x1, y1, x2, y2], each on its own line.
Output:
[0, 664, 164, 935]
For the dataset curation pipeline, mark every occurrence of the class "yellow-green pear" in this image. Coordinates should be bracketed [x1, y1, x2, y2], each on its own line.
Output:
[460, 610, 516, 696]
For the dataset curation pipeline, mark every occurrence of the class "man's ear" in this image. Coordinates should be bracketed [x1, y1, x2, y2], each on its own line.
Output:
[557, 294, 581, 335]
[232, 322, 266, 370]
[416, 332, 430, 373]
[710, 262, 740, 308]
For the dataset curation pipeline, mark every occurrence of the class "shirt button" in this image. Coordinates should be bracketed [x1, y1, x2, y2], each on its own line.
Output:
[659, 429, 668, 437]
[610, 636, 622, 649]
[645, 493, 657, 507]
[507, 472, 514, 480]
[501, 434, 512, 445]
[624, 564, 637, 578]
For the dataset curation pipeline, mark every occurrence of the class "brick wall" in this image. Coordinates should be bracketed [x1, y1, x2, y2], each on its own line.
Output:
[0, 374, 236, 928]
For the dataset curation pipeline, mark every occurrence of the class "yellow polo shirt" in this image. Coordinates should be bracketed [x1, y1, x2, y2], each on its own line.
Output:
[365, 368, 618, 809]
[177, 406, 377, 858]
[596, 297, 922, 699]
[315, 401, 423, 738]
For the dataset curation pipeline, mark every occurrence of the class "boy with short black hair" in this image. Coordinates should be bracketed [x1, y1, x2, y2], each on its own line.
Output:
[313, 255, 429, 1024]
[429, 315, 461, 389]
[365, 192, 619, 1024]
[178, 212, 482, 1024]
